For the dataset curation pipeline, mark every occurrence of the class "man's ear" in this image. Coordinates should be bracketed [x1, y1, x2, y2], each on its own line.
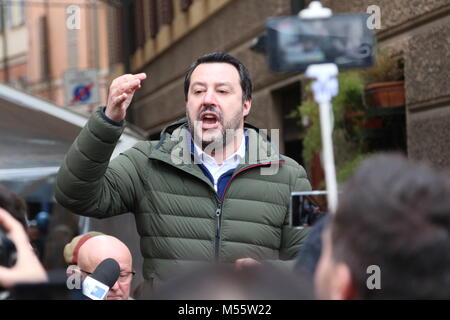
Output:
[330, 262, 357, 300]
[243, 99, 252, 117]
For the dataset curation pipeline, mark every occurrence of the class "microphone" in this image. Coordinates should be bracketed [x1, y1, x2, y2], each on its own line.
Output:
[82, 258, 120, 300]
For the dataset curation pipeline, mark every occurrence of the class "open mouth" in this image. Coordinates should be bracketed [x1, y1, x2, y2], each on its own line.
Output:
[200, 112, 220, 130]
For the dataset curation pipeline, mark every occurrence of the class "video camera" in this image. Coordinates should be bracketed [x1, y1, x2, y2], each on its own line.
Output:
[265, 13, 374, 73]
[0, 226, 17, 297]
[290, 191, 328, 227]
[0, 227, 16, 268]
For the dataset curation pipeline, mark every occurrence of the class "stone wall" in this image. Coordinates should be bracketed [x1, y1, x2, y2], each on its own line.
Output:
[404, 16, 450, 169]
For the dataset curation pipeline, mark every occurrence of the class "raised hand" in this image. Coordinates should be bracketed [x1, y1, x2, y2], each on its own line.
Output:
[105, 73, 147, 122]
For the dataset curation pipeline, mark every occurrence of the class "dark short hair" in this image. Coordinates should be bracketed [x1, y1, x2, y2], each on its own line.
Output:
[183, 52, 252, 102]
[0, 184, 28, 230]
[331, 153, 450, 299]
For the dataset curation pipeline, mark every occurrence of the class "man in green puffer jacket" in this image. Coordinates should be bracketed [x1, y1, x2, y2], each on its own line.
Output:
[55, 53, 312, 288]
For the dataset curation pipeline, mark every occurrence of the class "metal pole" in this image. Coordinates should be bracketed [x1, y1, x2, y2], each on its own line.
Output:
[318, 100, 338, 213]
[91, 0, 99, 69]
[89, 0, 100, 113]
[122, 0, 133, 123]
[301, 1, 339, 214]
[305, 63, 339, 214]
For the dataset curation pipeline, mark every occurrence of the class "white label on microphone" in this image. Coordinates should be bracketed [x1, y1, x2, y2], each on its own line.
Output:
[82, 276, 110, 300]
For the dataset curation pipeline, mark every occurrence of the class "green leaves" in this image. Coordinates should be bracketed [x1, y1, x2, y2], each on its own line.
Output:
[297, 72, 367, 184]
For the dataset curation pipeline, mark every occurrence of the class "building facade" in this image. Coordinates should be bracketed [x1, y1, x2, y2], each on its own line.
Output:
[26, 0, 114, 110]
[112, 0, 449, 171]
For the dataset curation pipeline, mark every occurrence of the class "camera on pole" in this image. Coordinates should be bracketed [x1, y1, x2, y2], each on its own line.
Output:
[263, 1, 375, 215]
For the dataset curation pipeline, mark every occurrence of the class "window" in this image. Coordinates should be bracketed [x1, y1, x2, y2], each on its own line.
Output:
[1, 0, 26, 29]
[6, 3, 12, 28]
[18, 0, 26, 26]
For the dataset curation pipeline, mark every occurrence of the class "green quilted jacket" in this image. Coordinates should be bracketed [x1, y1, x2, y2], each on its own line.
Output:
[55, 107, 311, 282]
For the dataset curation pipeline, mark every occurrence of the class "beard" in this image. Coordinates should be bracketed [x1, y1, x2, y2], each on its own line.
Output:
[187, 105, 243, 151]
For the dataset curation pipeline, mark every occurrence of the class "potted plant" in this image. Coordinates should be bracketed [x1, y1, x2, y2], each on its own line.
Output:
[360, 50, 405, 108]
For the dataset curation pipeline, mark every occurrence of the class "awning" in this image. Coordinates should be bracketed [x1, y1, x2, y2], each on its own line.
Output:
[0, 83, 145, 202]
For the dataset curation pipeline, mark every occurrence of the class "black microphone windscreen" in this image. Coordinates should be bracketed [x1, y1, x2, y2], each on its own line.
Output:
[91, 258, 120, 288]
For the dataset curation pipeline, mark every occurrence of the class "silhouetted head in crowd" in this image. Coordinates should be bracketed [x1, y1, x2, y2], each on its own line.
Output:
[153, 263, 314, 300]
[0, 184, 28, 231]
[315, 154, 450, 299]
[295, 215, 330, 276]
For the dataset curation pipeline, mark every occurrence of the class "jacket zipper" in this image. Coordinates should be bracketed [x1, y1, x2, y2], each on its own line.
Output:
[213, 160, 285, 262]
[214, 202, 222, 262]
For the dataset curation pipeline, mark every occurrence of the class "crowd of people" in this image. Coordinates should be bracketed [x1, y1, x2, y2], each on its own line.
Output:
[1, 152, 450, 300]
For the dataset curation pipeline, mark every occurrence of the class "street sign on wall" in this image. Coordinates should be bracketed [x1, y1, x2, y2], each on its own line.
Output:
[63, 69, 100, 106]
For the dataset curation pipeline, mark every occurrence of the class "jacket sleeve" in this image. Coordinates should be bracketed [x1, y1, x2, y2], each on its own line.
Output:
[270, 165, 311, 270]
[55, 107, 139, 219]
